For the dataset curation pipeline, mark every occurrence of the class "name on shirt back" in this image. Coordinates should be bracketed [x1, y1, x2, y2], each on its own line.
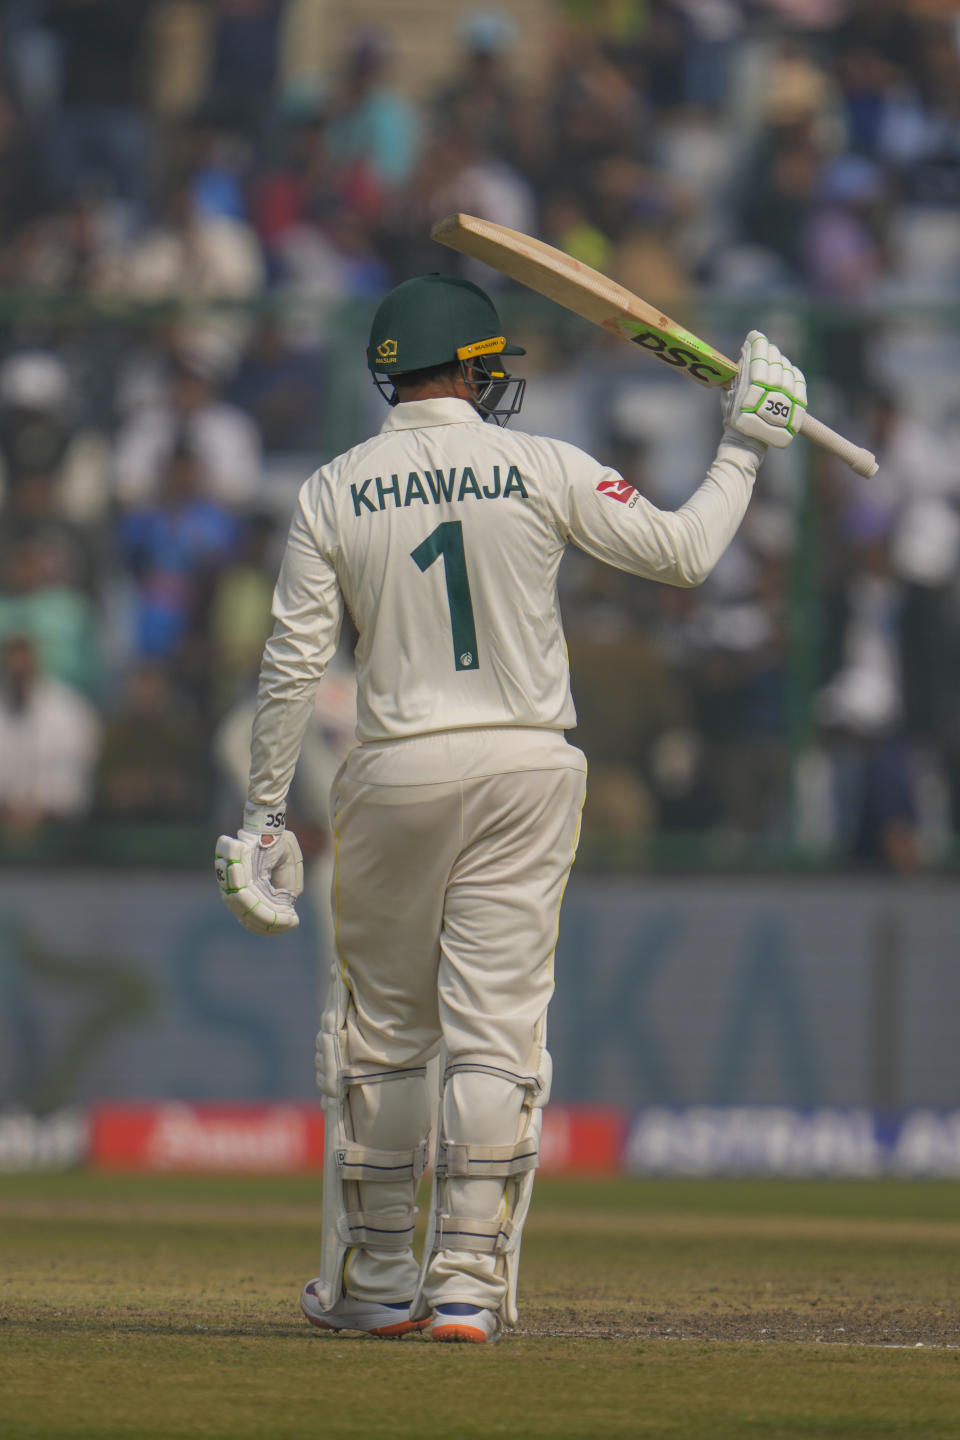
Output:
[350, 465, 529, 516]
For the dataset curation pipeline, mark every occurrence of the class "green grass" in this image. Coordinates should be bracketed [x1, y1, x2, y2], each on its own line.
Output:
[2, 1174, 960, 1439]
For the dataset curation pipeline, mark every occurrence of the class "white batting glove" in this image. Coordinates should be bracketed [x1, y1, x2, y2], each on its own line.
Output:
[723, 330, 807, 450]
[214, 827, 304, 937]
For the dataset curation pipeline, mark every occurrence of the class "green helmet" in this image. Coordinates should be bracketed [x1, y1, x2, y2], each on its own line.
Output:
[367, 274, 525, 376]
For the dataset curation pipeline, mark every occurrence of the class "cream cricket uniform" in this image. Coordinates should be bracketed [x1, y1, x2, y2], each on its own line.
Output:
[247, 397, 761, 1320]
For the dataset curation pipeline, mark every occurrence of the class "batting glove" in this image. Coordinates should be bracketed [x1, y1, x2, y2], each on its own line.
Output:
[723, 330, 807, 451]
[214, 827, 304, 937]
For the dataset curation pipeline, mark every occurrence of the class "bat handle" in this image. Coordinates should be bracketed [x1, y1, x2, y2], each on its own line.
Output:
[797, 411, 878, 478]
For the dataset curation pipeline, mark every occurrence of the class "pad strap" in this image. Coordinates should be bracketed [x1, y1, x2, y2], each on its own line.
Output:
[339, 1207, 418, 1249]
[438, 1137, 539, 1179]
[336, 1138, 430, 1183]
[315, 1026, 428, 1100]
[432, 1213, 519, 1254]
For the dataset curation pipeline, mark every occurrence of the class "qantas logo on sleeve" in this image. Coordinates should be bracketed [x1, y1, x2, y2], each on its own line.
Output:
[596, 477, 638, 505]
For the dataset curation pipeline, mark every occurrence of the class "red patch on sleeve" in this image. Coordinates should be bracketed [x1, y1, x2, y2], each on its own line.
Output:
[596, 477, 637, 504]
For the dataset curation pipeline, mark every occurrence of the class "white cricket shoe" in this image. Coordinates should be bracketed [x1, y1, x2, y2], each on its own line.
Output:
[430, 1303, 502, 1344]
[300, 1281, 429, 1338]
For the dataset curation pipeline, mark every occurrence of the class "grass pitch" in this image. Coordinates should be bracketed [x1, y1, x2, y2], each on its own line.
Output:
[2, 1173, 960, 1439]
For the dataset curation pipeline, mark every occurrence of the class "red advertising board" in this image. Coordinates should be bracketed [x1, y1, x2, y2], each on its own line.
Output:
[91, 1104, 326, 1173]
[90, 1103, 625, 1175]
[540, 1105, 625, 1174]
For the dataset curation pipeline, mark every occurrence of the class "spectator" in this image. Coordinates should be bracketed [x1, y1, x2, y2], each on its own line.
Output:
[206, 0, 286, 130]
[181, 105, 252, 224]
[0, 534, 99, 697]
[432, 10, 522, 164]
[566, 574, 688, 840]
[0, 467, 99, 598]
[229, 318, 326, 453]
[835, 2, 929, 106]
[674, 0, 741, 112]
[117, 439, 244, 667]
[113, 351, 262, 510]
[0, 77, 45, 249]
[252, 106, 348, 251]
[893, 498, 960, 756]
[97, 662, 207, 820]
[0, 349, 111, 521]
[0, 633, 101, 835]
[835, 45, 929, 168]
[0, 190, 126, 295]
[740, 122, 823, 279]
[814, 506, 920, 870]
[43, 0, 157, 217]
[105, 170, 264, 373]
[411, 130, 536, 263]
[326, 30, 420, 192]
[544, 30, 648, 202]
[900, 39, 960, 211]
[0, 351, 73, 491]
[541, 191, 613, 273]
[804, 155, 888, 298]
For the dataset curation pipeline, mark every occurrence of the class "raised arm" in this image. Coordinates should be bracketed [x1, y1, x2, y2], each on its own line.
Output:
[557, 332, 806, 588]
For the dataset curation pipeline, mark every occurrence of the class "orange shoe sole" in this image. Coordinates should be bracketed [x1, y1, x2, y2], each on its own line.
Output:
[431, 1322, 491, 1343]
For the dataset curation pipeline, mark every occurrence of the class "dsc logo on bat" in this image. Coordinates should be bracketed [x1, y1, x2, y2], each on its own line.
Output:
[625, 326, 729, 386]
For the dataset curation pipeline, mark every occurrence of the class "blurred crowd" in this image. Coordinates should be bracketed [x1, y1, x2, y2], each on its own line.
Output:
[0, 0, 959, 871]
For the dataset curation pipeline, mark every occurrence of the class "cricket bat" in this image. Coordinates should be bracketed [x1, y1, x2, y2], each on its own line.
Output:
[431, 213, 878, 479]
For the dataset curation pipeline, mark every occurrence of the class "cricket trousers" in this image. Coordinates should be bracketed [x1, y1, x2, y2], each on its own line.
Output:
[318, 726, 587, 1320]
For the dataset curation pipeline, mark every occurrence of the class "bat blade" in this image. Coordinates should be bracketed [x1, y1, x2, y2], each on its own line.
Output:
[431, 213, 878, 478]
[430, 212, 736, 388]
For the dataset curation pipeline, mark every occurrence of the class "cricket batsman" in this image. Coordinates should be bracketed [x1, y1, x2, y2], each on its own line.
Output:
[215, 273, 807, 1343]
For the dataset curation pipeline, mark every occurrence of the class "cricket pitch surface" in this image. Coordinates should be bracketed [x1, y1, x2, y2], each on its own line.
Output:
[2, 1174, 959, 1438]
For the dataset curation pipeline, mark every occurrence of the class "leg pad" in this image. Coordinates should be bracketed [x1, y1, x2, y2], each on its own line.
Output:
[415, 1053, 551, 1327]
[313, 1001, 430, 1309]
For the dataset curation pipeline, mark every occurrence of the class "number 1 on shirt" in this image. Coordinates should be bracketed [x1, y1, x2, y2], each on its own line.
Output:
[411, 520, 479, 672]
